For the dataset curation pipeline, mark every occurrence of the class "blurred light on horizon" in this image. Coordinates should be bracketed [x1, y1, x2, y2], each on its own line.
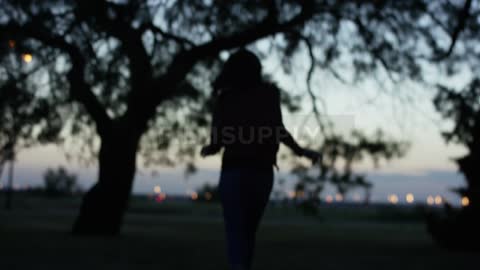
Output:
[296, 191, 305, 199]
[325, 195, 333, 203]
[427, 196, 435, 205]
[388, 194, 399, 204]
[155, 193, 167, 203]
[22, 53, 33, 63]
[287, 190, 295, 199]
[10, 144, 468, 205]
[434, 195, 443, 205]
[406, 193, 415, 204]
[335, 193, 343, 202]
[153, 185, 161, 194]
[191, 192, 198, 200]
[461, 196, 470, 207]
[353, 193, 361, 202]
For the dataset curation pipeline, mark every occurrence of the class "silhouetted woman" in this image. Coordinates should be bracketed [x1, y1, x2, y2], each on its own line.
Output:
[201, 49, 319, 270]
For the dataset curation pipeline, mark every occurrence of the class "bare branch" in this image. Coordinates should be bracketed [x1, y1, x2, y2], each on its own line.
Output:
[432, 0, 472, 61]
[299, 34, 329, 136]
[327, 66, 349, 84]
[142, 22, 196, 48]
[353, 16, 399, 84]
[1, 22, 112, 136]
[150, 0, 315, 107]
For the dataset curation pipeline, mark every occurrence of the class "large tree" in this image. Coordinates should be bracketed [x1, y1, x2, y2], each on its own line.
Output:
[435, 80, 480, 209]
[1, 0, 478, 235]
[427, 78, 480, 249]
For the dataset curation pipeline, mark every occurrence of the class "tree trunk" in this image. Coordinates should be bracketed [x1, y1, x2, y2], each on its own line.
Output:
[4, 159, 14, 210]
[72, 124, 141, 235]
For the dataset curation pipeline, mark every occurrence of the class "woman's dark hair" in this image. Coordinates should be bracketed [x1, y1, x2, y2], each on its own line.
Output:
[213, 49, 262, 92]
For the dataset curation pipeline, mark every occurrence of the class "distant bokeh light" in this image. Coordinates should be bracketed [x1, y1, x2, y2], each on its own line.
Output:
[325, 195, 333, 204]
[427, 196, 435, 205]
[434, 195, 443, 205]
[155, 193, 166, 203]
[461, 196, 470, 207]
[406, 193, 415, 204]
[22, 53, 33, 63]
[388, 194, 399, 204]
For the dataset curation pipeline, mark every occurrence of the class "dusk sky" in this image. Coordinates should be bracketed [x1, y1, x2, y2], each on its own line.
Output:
[1, 45, 469, 206]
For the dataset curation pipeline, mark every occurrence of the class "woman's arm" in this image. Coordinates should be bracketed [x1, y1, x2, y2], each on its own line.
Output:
[279, 128, 304, 156]
[280, 126, 322, 163]
[272, 87, 321, 162]
[271, 87, 301, 153]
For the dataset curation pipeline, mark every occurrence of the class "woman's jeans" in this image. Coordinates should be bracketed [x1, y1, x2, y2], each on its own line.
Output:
[219, 167, 274, 269]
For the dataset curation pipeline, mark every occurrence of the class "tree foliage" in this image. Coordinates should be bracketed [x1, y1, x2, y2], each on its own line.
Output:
[43, 166, 79, 197]
[425, 78, 480, 250]
[434, 79, 480, 201]
[1, 0, 477, 164]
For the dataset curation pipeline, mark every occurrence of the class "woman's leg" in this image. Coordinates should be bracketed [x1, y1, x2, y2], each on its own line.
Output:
[245, 168, 274, 269]
[220, 167, 274, 270]
[219, 168, 249, 269]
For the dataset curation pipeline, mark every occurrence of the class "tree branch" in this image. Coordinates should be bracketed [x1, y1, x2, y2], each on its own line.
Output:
[142, 22, 196, 48]
[433, 0, 472, 61]
[1, 22, 112, 136]
[298, 34, 329, 136]
[353, 16, 399, 83]
[150, 0, 315, 107]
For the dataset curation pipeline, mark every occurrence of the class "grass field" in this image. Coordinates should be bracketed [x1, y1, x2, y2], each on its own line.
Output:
[0, 194, 477, 270]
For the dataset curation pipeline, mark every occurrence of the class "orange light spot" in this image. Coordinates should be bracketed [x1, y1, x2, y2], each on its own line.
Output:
[388, 194, 399, 204]
[461, 196, 470, 207]
[155, 193, 166, 203]
[434, 196, 442, 205]
[325, 195, 333, 203]
[22, 53, 33, 63]
[406, 193, 415, 204]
